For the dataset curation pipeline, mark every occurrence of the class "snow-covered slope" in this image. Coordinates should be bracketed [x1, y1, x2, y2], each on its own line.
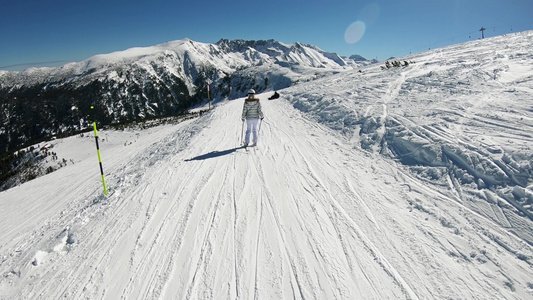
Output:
[1, 94, 532, 299]
[1, 31, 533, 299]
[283, 30, 533, 242]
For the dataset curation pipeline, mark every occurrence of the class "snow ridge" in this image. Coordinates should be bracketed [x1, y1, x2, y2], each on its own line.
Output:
[284, 30, 533, 231]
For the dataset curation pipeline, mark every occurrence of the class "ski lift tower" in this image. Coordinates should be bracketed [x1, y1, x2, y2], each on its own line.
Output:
[479, 27, 486, 39]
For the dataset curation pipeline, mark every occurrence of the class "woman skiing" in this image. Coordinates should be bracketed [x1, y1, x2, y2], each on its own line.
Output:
[241, 89, 264, 147]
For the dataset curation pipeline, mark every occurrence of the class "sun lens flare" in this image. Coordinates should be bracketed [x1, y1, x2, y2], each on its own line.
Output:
[344, 21, 366, 44]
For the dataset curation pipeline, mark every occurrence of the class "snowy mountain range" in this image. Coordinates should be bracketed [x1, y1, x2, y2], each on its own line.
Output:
[0, 38, 373, 154]
[1, 31, 533, 299]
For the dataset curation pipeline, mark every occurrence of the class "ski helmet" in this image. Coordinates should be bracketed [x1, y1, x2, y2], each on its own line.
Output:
[248, 89, 255, 95]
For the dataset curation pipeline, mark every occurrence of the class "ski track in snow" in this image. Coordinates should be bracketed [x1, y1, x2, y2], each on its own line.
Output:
[1, 96, 532, 299]
[2, 31, 533, 299]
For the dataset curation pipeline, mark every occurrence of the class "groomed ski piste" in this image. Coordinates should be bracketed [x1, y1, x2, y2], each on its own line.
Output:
[1, 31, 533, 299]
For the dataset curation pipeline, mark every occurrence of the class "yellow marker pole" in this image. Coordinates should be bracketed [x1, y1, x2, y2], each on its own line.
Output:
[93, 122, 108, 195]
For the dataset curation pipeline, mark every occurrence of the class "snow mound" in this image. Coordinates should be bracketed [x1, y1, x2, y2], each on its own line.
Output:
[284, 30, 533, 235]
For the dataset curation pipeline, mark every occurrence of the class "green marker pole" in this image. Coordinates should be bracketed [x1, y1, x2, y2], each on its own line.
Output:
[91, 106, 108, 195]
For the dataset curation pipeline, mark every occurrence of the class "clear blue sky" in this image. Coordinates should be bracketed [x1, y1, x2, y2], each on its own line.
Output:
[1, 0, 532, 71]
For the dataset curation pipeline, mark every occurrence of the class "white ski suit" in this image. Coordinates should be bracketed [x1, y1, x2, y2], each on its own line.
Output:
[241, 97, 264, 145]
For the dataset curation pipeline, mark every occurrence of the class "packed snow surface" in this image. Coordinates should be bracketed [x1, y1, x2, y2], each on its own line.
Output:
[1, 31, 533, 299]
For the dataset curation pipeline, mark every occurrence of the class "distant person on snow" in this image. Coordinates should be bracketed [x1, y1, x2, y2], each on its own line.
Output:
[268, 91, 280, 100]
[241, 89, 264, 146]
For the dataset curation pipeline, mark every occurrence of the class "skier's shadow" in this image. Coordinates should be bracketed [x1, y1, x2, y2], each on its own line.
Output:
[185, 146, 245, 161]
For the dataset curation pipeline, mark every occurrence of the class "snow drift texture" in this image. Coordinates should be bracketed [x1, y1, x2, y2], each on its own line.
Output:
[284, 31, 533, 232]
[1, 31, 533, 299]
